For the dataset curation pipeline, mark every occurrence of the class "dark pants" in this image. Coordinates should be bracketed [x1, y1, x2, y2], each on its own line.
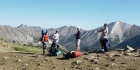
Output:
[103, 38, 110, 52]
[100, 38, 110, 52]
[42, 42, 46, 54]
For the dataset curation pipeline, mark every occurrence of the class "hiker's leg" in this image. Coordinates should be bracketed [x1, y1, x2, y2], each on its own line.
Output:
[42, 42, 44, 54]
[55, 42, 59, 52]
[52, 42, 58, 52]
[43, 42, 46, 54]
[76, 39, 81, 51]
[57, 44, 59, 49]
[78, 39, 81, 51]
[100, 38, 104, 49]
[76, 39, 78, 51]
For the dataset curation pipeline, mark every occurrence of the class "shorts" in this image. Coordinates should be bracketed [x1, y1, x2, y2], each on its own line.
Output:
[76, 39, 81, 47]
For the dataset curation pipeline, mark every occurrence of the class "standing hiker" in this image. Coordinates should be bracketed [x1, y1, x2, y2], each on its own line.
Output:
[52, 29, 59, 50]
[75, 27, 81, 51]
[42, 31, 50, 54]
[48, 29, 62, 56]
[95, 23, 110, 52]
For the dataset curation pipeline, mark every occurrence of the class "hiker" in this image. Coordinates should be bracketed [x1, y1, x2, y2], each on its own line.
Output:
[48, 29, 60, 56]
[95, 23, 110, 52]
[52, 29, 60, 50]
[75, 27, 81, 51]
[42, 31, 50, 54]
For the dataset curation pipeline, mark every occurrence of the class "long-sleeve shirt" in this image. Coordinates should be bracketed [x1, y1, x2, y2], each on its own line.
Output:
[76, 31, 81, 39]
[100, 26, 108, 39]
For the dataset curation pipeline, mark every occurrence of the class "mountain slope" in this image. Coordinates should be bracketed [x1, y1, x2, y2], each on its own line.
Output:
[0, 25, 34, 45]
[16, 24, 42, 37]
[116, 35, 140, 49]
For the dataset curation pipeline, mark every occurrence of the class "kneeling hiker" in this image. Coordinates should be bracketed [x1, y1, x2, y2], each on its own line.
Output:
[96, 23, 110, 52]
[42, 31, 50, 54]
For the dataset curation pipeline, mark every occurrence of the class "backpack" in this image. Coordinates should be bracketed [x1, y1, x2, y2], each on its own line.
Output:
[72, 51, 81, 58]
[49, 47, 56, 56]
[43, 35, 49, 41]
[39, 30, 47, 41]
[103, 38, 110, 52]
[41, 30, 47, 37]
[48, 46, 61, 56]
[63, 51, 74, 59]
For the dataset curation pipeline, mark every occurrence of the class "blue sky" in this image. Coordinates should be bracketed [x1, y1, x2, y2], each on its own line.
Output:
[0, 0, 140, 30]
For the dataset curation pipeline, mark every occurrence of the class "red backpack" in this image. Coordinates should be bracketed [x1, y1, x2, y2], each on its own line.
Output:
[43, 35, 48, 41]
[72, 51, 81, 58]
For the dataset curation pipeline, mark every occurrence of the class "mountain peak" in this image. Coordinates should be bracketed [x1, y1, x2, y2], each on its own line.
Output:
[17, 24, 28, 28]
[115, 21, 121, 23]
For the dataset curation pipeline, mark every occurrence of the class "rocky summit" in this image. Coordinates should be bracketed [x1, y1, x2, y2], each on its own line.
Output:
[0, 31, 140, 70]
[0, 49, 140, 70]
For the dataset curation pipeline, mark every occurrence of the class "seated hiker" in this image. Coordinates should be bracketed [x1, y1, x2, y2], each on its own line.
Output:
[42, 31, 50, 54]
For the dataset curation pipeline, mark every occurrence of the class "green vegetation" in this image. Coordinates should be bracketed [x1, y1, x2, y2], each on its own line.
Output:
[13, 46, 43, 54]
[0, 60, 6, 65]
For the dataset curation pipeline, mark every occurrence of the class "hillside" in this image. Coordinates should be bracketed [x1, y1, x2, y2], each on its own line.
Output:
[115, 35, 140, 49]
[0, 25, 34, 45]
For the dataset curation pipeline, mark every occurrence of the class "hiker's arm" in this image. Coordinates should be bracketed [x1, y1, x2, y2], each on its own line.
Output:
[47, 36, 50, 43]
[97, 29, 103, 32]
[53, 35, 57, 40]
[42, 36, 44, 42]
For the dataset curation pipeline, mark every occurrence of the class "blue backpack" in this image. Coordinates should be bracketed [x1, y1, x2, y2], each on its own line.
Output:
[41, 30, 47, 37]
[39, 30, 47, 41]
[103, 39, 110, 52]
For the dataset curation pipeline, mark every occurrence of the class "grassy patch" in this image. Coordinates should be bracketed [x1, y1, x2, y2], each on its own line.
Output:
[13, 46, 43, 54]
[13, 47, 26, 51]
[0, 61, 6, 65]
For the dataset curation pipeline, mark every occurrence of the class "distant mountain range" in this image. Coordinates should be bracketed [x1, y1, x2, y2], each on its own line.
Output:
[0, 21, 140, 51]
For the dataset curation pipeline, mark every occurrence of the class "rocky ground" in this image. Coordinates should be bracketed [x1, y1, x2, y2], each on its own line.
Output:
[0, 49, 140, 70]
[0, 40, 140, 70]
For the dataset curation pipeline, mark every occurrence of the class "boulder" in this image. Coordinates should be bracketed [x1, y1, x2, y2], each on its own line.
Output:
[124, 45, 134, 52]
